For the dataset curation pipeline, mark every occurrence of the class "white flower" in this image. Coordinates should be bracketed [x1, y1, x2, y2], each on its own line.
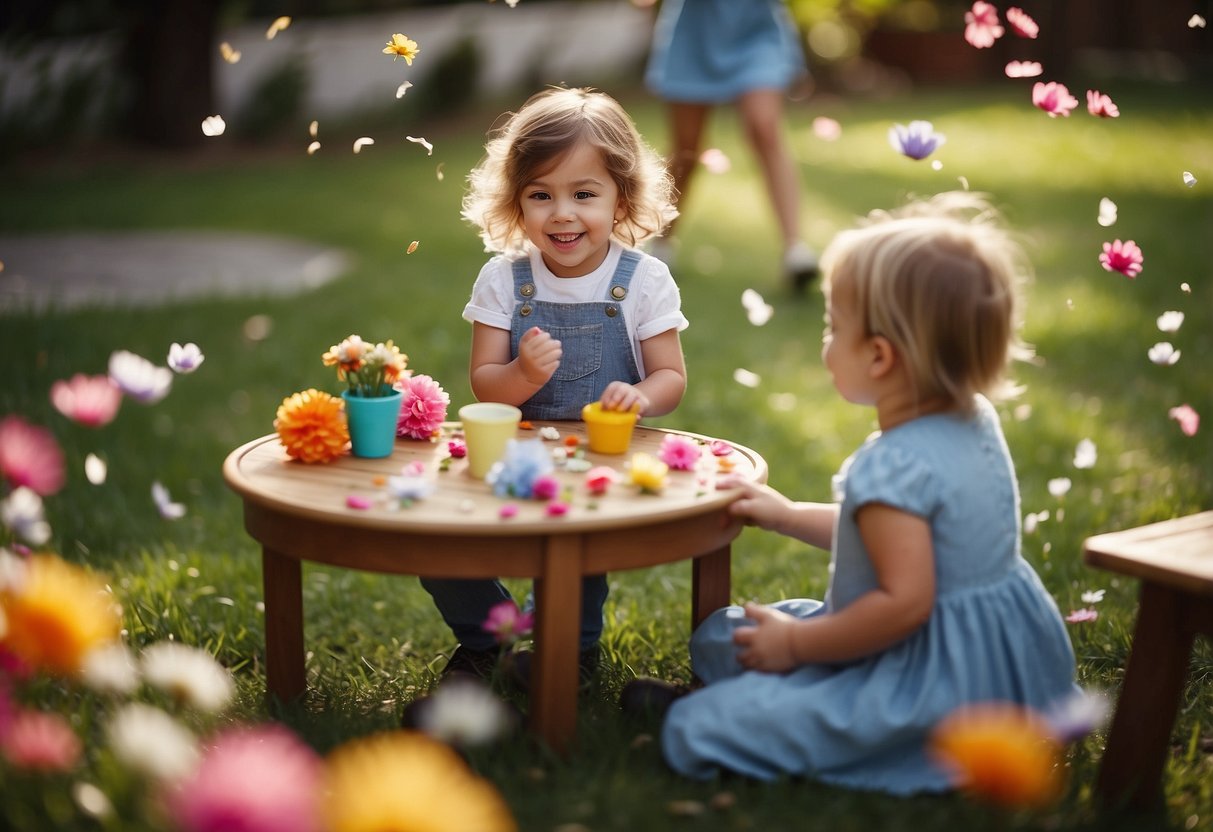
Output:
[1047, 477, 1072, 499]
[1097, 197, 1117, 227]
[108, 350, 172, 404]
[1081, 588, 1106, 604]
[106, 703, 199, 782]
[417, 677, 515, 747]
[1147, 342, 1181, 366]
[152, 481, 186, 520]
[167, 342, 205, 374]
[141, 642, 234, 712]
[81, 643, 140, 695]
[1072, 438, 1097, 469]
[1, 486, 51, 545]
[733, 368, 761, 388]
[1156, 311, 1184, 333]
[1023, 509, 1049, 534]
[537, 426, 561, 441]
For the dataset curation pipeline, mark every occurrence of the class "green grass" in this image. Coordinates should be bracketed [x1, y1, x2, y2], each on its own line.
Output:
[1, 79, 1211, 830]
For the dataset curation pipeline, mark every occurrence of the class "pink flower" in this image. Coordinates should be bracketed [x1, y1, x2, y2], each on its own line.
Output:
[0, 416, 65, 496]
[1005, 6, 1038, 38]
[1099, 239, 1143, 278]
[1169, 404, 1200, 437]
[482, 599, 533, 644]
[1, 709, 81, 772]
[50, 374, 122, 428]
[698, 148, 730, 174]
[1086, 89, 1119, 118]
[1005, 60, 1043, 78]
[659, 434, 702, 471]
[708, 440, 733, 457]
[964, 1, 1004, 48]
[585, 466, 618, 496]
[545, 501, 570, 517]
[395, 374, 449, 440]
[1065, 608, 1098, 624]
[1032, 82, 1079, 117]
[531, 474, 559, 501]
[498, 504, 518, 519]
[165, 725, 323, 832]
[345, 495, 372, 510]
[447, 439, 467, 458]
[812, 117, 842, 141]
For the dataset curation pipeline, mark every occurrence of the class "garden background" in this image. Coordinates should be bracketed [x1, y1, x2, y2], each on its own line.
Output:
[0, 0, 1211, 830]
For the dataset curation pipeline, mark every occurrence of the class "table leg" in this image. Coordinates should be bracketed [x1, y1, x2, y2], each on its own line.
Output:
[530, 535, 583, 753]
[262, 547, 306, 704]
[691, 544, 731, 629]
[1095, 581, 1195, 809]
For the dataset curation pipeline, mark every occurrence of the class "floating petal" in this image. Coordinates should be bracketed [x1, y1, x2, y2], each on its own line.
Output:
[152, 482, 186, 520]
[382, 33, 420, 64]
[963, 1, 1004, 48]
[1085, 89, 1119, 118]
[732, 368, 761, 388]
[201, 115, 226, 137]
[1169, 404, 1199, 436]
[1072, 438, 1097, 469]
[1147, 342, 1180, 365]
[699, 148, 730, 174]
[396, 81, 414, 99]
[1005, 60, 1042, 78]
[307, 141, 321, 155]
[1183, 171, 1196, 187]
[1097, 197, 1117, 227]
[1032, 81, 1078, 117]
[812, 116, 841, 141]
[266, 16, 291, 40]
[406, 135, 434, 156]
[1156, 310, 1184, 332]
[219, 42, 241, 63]
[84, 453, 107, 485]
[352, 137, 375, 154]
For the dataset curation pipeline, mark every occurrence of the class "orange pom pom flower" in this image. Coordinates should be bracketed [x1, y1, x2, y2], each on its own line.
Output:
[275, 389, 349, 463]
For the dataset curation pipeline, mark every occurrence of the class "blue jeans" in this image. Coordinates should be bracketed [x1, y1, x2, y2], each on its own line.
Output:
[419, 575, 609, 652]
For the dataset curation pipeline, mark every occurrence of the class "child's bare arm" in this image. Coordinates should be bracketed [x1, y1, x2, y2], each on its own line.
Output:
[469, 323, 560, 406]
[726, 480, 837, 550]
[600, 328, 686, 416]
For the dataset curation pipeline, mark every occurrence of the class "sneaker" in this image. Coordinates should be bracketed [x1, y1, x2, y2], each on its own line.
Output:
[618, 677, 694, 719]
[783, 241, 819, 293]
[441, 644, 500, 681]
[501, 644, 601, 693]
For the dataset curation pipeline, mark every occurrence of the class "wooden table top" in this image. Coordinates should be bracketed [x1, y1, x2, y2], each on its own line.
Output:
[223, 421, 767, 538]
[1083, 511, 1213, 596]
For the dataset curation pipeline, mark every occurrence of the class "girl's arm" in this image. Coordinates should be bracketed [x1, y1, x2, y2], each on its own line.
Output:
[726, 480, 837, 550]
[600, 328, 686, 416]
[468, 323, 561, 406]
[733, 503, 936, 672]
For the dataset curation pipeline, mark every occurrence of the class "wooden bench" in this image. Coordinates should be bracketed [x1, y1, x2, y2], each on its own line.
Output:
[1082, 511, 1213, 809]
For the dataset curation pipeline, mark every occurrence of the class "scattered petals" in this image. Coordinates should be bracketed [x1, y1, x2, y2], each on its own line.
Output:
[1085, 89, 1119, 118]
[1005, 7, 1038, 38]
[407, 240, 419, 254]
[1032, 81, 1078, 117]
[487, 439, 554, 499]
[888, 120, 946, 160]
[1098, 239, 1143, 277]
[352, 137, 375, 154]
[658, 434, 702, 470]
[545, 501, 570, 517]
[382, 33, 420, 64]
[1189, 14, 1206, 28]
[1156, 310, 1184, 332]
[1023, 509, 1049, 534]
[406, 135, 434, 156]
[309, 120, 319, 138]
[50, 374, 122, 427]
[201, 115, 226, 137]
[1047, 477, 1071, 498]
[0, 415, 66, 496]
[346, 495, 373, 510]
[84, 453, 107, 485]
[1169, 404, 1200, 436]
[1072, 438, 1097, 469]
[537, 426, 561, 441]
[108, 350, 173, 404]
[1183, 171, 1197, 187]
[396, 81, 414, 99]
[386, 469, 436, 503]
[219, 42, 241, 63]
[498, 504, 518, 519]
[741, 288, 773, 325]
[436, 163, 445, 182]
[963, 2, 1004, 48]
[152, 482, 186, 520]
[307, 141, 321, 155]
[265, 16, 291, 40]
[1065, 608, 1098, 623]
[1097, 197, 1117, 227]
[1147, 342, 1181, 366]
[167, 342, 205, 374]
[733, 368, 761, 388]
[1004, 60, 1043, 78]
[699, 148, 730, 174]
[812, 116, 842, 141]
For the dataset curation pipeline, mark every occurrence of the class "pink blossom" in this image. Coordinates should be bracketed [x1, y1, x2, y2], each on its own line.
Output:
[545, 501, 570, 517]
[0, 416, 65, 496]
[811, 117, 842, 141]
[1099, 239, 1143, 278]
[50, 374, 122, 428]
[531, 474, 559, 501]
[1005, 7, 1039, 38]
[345, 495, 372, 510]
[1032, 82, 1079, 117]
[585, 466, 619, 496]
[165, 725, 323, 832]
[1065, 608, 1099, 624]
[482, 599, 533, 644]
[1, 709, 81, 772]
[498, 503, 518, 519]
[659, 434, 702, 471]
[699, 148, 730, 174]
[447, 439, 467, 458]
[1086, 89, 1119, 118]
[708, 440, 733, 457]
[964, 1, 1004, 48]
[395, 374, 449, 440]
[1005, 60, 1043, 78]
[1169, 404, 1200, 436]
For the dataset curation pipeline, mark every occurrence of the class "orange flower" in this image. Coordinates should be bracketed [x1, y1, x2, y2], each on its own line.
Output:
[930, 702, 1064, 808]
[275, 389, 349, 463]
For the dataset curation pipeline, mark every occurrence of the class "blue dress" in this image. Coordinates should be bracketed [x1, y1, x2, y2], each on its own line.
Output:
[645, 0, 808, 104]
[661, 397, 1079, 794]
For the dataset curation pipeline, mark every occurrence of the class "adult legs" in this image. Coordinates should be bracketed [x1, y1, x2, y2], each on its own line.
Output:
[664, 101, 713, 239]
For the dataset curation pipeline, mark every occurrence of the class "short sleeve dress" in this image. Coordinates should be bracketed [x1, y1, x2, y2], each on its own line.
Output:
[660, 397, 1080, 794]
[645, 0, 808, 104]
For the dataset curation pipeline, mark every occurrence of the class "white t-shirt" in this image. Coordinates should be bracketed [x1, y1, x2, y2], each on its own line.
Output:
[462, 241, 689, 378]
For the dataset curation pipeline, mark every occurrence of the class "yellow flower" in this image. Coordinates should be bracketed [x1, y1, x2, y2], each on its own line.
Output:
[383, 33, 420, 65]
[629, 452, 668, 494]
[1, 554, 121, 676]
[929, 703, 1064, 808]
[275, 389, 349, 463]
[323, 730, 516, 832]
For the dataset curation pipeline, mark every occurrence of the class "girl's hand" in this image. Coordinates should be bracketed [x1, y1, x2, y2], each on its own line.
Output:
[725, 480, 795, 533]
[518, 326, 561, 386]
[733, 602, 801, 673]
[600, 381, 649, 415]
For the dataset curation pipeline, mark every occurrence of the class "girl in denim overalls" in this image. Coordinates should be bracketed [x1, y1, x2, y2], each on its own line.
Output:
[422, 87, 689, 681]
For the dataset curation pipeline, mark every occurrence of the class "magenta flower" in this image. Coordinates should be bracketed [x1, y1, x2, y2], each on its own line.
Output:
[545, 501, 570, 517]
[888, 120, 946, 160]
[1005, 60, 1042, 78]
[165, 725, 323, 832]
[708, 439, 734, 457]
[1169, 404, 1200, 437]
[585, 466, 618, 496]
[50, 374, 122, 428]
[1005, 6, 1038, 38]
[0, 416, 65, 496]
[1065, 608, 1098, 624]
[1, 709, 81, 772]
[1099, 239, 1143, 278]
[482, 599, 533, 644]
[1032, 82, 1078, 117]
[447, 439, 467, 458]
[963, 1, 1004, 48]
[659, 434, 702, 471]
[531, 474, 559, 501]
[1086, 89, 1119, 118]
[395, 373, 449, 440]
[498, 504, 518, 520]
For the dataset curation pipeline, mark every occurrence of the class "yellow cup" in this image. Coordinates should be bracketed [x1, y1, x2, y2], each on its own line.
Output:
[459, 402, 522, 478]
[581, 402, 640, 455]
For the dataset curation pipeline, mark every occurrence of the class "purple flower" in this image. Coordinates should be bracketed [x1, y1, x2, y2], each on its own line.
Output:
[888, 121, 946, 160]
[108, 350, 173, 404]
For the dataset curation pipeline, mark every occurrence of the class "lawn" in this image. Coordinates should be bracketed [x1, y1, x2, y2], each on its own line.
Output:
[0, 77, 1211, 831]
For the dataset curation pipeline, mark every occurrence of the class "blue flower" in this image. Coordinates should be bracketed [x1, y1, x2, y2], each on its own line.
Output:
[486, 439, 554, 499]
[888, 120, 946, 161]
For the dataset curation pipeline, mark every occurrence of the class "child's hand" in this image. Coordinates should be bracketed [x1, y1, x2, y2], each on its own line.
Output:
[733, 602, 801, 673]
[599, 381, 648, 415]
[726, 480, 794, 533]
[518, 326, 561, 386]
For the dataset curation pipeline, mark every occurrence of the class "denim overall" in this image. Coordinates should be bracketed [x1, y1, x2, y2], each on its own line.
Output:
[421, 250, 643, 651]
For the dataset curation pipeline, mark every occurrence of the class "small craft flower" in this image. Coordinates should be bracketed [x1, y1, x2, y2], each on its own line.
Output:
[1156, 311, 1184, 332]
[106, 703, 199, 782]
[323, 335, 407, 398]
[447, 439, 467, 458]
[50, 374, 122, 427]
[482, 599, 533, 645]
[1032, 82, 1078, 117]
[1, 709, 81, 772]
[395, 373, 449, 440]
[275, 389, 349, 464]
[538, 426, 561, 441]
[487, 439, 554, 499]
[1005, 6, 1038, 38]
[141, 642, 235, 713]
[498, 504, 519, 519]
[167, 342, 205, 374]
[1005, 60, 1043, 78]
[153, 481, 186, 520]
[1147, 342, 1180, 366]
[1086, 89, 1119, 118]
[531, 475, 559, 501]
[382, 33, 420, 64]
[387, 468, 436, 503]
[1169, 404, 1200, 436]
[888, 120, 946, 160]
[416, 676, 517, 748]
[708, 439, 733, 457]
[346, 495, 373, 510]
[1099, 239, 1143, 277]
[0, 486, 51, 545]
[963, 2, 1004, 48]
[1065, 607, 1098, 623]
[0, 415, 66, 496]
[108, 350, 173, 404]
[545, 501, 570, 517]
[629, 453, 669, 494]
[585, 466, 618, 496]
[659, 434, 702, 471]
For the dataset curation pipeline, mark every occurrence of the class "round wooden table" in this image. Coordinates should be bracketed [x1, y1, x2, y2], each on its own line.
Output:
[223, 421, 767, 752]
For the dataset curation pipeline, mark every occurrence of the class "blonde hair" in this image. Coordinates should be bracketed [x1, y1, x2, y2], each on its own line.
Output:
[821, 191, 1032, 410]
[462, 87, 676, 255]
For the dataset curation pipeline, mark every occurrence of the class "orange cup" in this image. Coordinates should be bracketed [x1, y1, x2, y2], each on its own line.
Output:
[581, 402, 639, 455]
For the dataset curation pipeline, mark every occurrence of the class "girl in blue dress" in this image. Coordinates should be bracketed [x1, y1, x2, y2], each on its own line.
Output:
[637, 191, 1079, 794]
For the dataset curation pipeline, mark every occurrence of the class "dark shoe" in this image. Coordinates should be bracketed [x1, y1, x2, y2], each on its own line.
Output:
[501, 644, 601, 693]
[784, 241, 819, 294]
[441, 644, 500, 681]
[619, 677, 693, 719]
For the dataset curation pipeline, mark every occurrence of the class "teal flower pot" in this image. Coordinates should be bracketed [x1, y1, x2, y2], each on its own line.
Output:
[342, 388, 403, 458]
